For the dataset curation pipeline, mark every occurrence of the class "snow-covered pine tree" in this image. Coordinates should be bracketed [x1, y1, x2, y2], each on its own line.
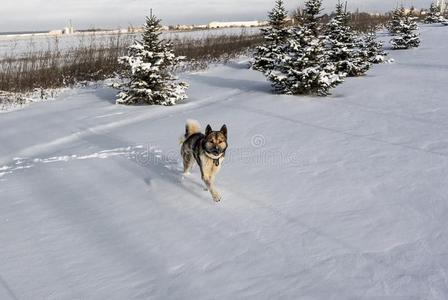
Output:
[267, 0, 345, 96]
[116, 11, 188, 105]
[390, 8, 420, 50]
[360, 32, 387, 63]
[388, 6, 405, 35]
[303, 0, 323, 35]
[252, 0, 289, 73]
[425, 3, 443, 23]
[325, 1, 370, 76]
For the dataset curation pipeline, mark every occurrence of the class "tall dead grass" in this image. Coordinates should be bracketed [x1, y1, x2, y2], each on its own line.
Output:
[0, 32, 263, 93]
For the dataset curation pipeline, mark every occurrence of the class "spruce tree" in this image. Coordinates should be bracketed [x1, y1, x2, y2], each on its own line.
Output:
[325, 1, 370, 76]
[425, 3, 443, 23]
[360, 32, 387, 63]
[268, 0, 345, 96]
[252, 0, 289, 73]
[390, 8, 420, 50]
[388, 7, 405, 35]
[116, 11, 188, 105]
[304, 0, 323, 35]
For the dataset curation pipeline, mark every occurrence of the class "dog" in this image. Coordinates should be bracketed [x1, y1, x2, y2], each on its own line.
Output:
[180, 120, 228, 202]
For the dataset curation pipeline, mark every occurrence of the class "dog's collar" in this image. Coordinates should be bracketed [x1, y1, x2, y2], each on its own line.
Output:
[204, 151, 224, 166]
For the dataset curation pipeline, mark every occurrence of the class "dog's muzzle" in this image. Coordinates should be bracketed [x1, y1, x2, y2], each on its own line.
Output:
[211, 148, 221, 155]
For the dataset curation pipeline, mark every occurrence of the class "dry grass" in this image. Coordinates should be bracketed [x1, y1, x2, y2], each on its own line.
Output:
[0, 32, 263, 93]
[292, 9, 391, 33]
[1, 34, 134, 92]
[173, 33, 263, 71]
[347, 12, 390, 33]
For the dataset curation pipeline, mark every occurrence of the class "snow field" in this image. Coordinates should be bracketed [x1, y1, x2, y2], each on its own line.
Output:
[0, 24, 448, 299]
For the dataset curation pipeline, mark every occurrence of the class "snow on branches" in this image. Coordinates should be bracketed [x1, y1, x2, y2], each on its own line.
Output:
[390, 7, 420, 50]
[116, 12, 188, 106]
[325, 2, 370, 76]
[425, 3, 445, 24]
[252, 0, 289, 73]
[257, 0, 345, 96]
[359, 33, 388, 64]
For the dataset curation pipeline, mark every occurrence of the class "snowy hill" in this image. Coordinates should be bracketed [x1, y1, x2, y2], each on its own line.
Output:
[1, 25, 448, 299]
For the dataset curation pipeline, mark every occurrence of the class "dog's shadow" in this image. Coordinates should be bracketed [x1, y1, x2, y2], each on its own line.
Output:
[129, 146, 212, 202]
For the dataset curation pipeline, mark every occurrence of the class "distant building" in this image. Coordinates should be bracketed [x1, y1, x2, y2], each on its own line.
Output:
[403, 8, 420, 16]
[207, 20, 265, 28]
[50, 21, 75, 35]
[49, 29, 63, 35]
[63, 27, 74, 34]
[175, 24, 194, 30]
[48, 27, 74, 35]
[63, 20, 75, 34]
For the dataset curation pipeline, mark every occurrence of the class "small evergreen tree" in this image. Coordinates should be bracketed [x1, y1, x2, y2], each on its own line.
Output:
[390, 8, 420, 50]
[325, 1, 370, 76]
[252, 0, 289, 73]
[116, 11, 188, 105]
[388, 7, 405, 35]
[303, 0, 323, 35]
[359, 33, 387, 63]
[425, 3, 443, 23]
[267, 0, 345, 96]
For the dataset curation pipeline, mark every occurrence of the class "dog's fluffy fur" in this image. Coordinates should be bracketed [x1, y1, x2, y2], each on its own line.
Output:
[181, 119, 228, 202]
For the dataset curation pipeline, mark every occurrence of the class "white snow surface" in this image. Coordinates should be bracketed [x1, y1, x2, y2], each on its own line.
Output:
[1, 25, 448, 299]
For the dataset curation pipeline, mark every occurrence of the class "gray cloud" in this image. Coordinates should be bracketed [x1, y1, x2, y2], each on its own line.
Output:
[0, 0, 434, 32]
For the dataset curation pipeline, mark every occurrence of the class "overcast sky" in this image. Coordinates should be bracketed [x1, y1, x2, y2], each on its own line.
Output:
[0, 0, 434, 32]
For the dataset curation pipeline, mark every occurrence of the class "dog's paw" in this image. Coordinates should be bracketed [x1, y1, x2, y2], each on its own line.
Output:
[212, 193, 222, 202]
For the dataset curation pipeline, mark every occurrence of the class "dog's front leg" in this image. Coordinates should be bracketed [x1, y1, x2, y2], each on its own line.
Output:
[202, 175, 221, 202]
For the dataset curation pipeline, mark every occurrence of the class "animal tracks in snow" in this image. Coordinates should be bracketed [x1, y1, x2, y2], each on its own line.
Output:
[0, 145, 182, 180]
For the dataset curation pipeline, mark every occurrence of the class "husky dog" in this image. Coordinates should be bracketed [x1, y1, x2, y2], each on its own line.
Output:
[181, 120, 228, 202]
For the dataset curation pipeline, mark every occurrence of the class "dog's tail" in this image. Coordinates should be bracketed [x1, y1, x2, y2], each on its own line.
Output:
[185, 119, 201, 138]
[179, 119, 201, 144]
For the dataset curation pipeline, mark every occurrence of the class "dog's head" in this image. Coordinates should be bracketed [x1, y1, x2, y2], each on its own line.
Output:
[204, 124, 228, 156]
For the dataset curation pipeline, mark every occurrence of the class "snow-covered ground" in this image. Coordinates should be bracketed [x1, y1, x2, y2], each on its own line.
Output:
[1, 24, 448, 299]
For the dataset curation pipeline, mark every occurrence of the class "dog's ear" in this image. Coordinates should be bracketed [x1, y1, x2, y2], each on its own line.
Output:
[205, 124, 212, 136]
[220, 124, 227, 138]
